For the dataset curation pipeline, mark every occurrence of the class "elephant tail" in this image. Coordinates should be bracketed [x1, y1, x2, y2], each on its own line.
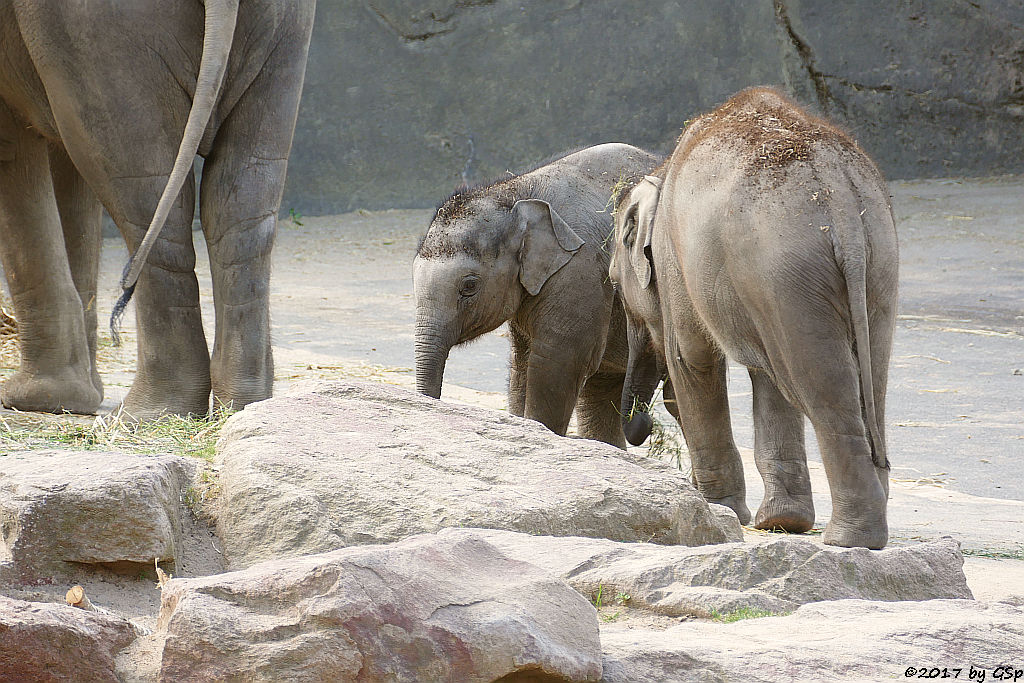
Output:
[833, 204, 888, 471]
[110, 0, 240, 345]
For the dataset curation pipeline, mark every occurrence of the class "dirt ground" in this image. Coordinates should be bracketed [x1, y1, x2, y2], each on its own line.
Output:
[1, 175, 1022, 602]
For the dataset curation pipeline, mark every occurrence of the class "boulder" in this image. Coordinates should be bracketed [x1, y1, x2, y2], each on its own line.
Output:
[156, 531, 602, 682]
[600, 598, 1024, 683]
[706, 504, 743, 542]
[0, 450, 195, 582]
[446, 530, 973, 617]
[215, 381, 734, 568]
[0, 595, 136, 683]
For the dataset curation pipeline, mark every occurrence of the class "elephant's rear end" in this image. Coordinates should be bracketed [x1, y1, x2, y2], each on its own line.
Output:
[661, 88, 898, 548]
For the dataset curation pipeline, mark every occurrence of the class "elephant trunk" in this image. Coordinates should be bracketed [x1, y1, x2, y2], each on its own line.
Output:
[415, 315, 455, 399]
[621, 320, 662, 446]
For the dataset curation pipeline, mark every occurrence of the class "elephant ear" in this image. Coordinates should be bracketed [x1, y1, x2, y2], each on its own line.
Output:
[622, 176, 661, 289]
[512, 199, 585, 296]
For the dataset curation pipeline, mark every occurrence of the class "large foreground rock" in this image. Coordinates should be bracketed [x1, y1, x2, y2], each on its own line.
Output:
[215, 381, 734, 568]
[600, 598, 1024, 683]
[446, 530, 972, 616]
[0, 595, 136, 683]
[156, 531, 602, 682]
[0, 450, 194, 582]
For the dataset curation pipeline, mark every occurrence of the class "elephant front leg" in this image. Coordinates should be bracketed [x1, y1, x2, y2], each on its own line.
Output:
[507, 325, 529, 417]
[749, 369, 814, 533]
[523, 338, 587, 436]
[666, 340, 751, 525]
[576, 372, 628, 449]
[0, 122, 100, 414]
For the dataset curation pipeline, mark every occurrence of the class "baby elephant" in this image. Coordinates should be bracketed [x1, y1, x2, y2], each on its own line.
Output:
[609, 88, 898, 549]
[414, 143, 660, 447]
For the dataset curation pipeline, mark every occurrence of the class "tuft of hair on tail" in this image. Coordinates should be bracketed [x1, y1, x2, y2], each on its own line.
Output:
[109, 261, 138, 347]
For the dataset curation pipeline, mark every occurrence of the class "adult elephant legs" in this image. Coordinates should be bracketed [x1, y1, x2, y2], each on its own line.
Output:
[116, 172, 210, 419]
[50, 145, 103, 399]
[0, 115, 101, 414]
[200, 8, 314, 412]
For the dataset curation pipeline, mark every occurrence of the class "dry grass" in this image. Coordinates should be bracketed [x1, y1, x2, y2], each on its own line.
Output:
[0, 407, 233, 461]
[0, 293, 18, 369]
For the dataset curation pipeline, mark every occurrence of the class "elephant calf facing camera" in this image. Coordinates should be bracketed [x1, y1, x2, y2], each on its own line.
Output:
[413, 143, 660, 448]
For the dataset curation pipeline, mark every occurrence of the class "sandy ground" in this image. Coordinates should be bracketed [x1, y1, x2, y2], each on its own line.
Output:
[1, 175, 1022, 604]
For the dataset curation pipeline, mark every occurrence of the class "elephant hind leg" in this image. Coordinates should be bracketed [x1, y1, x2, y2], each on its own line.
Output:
[575, 372, 627, 449]
[199, 6, 315, 412]
[769, 334, 888, 549]
[50, 145, 103, 400]
[665, 339, 751, 526]
[749, 369, 814, 533]
[0, 120, 100, 414]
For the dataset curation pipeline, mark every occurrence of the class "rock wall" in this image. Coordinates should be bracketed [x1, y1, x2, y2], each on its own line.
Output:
[282, 0, 1024, 213]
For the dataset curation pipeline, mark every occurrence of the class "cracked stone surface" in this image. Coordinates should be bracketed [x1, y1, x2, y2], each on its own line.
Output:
[286, 2, 1024, 212]
[154, 531, 602, 682]
[600, 598, 1024, 683]
[774, 0, 1024, 178]
[442, 529, 973, 617]
[289, 1, 785, 212]
[0, 450, 195, 583]
[214, 381, 736, 569]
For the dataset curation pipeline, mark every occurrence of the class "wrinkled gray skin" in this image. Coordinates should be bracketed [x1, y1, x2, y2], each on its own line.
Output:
[0, 0, 315, 419]
[414, 143, 660, 448]
[610, 89, 898, 549]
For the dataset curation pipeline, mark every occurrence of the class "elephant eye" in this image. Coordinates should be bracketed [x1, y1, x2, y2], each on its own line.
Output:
[459, 275, 480, 298]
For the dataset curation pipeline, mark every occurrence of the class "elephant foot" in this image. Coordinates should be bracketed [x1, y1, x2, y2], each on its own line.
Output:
[823, 496, 889, 548]
[119, 383, 211, 423]
[212, 386, 272, 414]
[1, 369, 102, 415]
[705, 494, 752, 526]
[754, 493, 815, 534]
[823, 520, 888, 550]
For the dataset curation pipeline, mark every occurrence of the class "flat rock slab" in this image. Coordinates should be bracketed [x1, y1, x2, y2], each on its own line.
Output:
[0, 450, 194, 582]
[446, 530, 973, 616]
[156, 531, 602, 682]
[0, 595, 136, 683]
[215, 381, 734, 568]
[600, 598, 1024, 682]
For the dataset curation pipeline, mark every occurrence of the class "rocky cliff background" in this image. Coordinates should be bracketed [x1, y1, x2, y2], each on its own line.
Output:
[282, 0, 1024, 213]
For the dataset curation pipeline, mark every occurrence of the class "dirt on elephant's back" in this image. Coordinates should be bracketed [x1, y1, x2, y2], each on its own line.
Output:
[677, 86, 864, 176]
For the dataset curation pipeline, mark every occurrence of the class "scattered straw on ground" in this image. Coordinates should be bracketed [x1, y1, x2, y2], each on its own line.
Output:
[0, 407, 233, 462]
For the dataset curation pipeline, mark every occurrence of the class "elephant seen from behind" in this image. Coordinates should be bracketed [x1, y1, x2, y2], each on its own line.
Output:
[610, 88, 899, 549]
[0, 0, 315, 419]
[414, 143, 660, 448]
